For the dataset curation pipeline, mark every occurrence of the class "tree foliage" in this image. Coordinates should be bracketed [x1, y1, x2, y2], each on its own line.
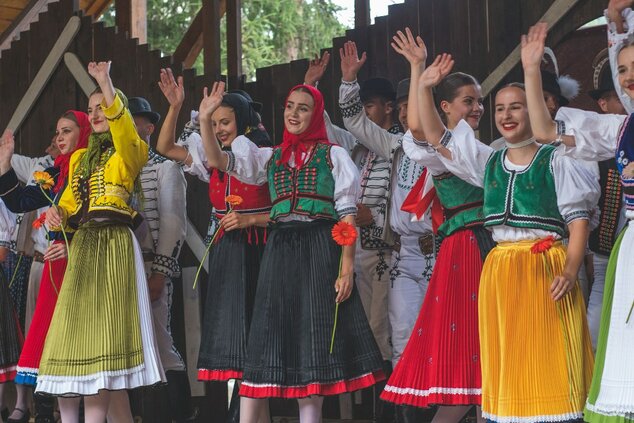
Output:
[101, 0, 347, 80]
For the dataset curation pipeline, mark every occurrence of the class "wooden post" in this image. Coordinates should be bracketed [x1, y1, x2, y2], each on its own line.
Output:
[115, 0, 147, 44]
[226, 0, 242, 89]
[202, 0, 222, 79]
[355, 0, 370, 29]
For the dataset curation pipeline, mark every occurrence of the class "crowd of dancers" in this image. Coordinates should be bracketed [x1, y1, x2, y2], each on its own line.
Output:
[0, 1, 634, 422]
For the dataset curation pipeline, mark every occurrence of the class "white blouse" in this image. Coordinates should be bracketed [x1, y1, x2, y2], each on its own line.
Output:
[226, 135, 360, 220]
[402, 131, 449, 175]
[0, 200, 16, 249]
[427, 120, 600, 242]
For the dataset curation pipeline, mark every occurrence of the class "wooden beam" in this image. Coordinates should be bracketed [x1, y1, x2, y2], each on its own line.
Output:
[226, 0, 242, 88]
[83, 0, 114, 19]
[202, 0, 221, 78]
[115, 0, 146, 43]
[172, 0, 226, 70]
[355, 0, 370, 29]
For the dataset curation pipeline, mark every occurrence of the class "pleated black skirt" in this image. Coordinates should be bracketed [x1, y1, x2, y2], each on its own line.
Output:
[239, 220, 385, 399]
[0, 264, 22, 382]
[197, 227, 267, 381]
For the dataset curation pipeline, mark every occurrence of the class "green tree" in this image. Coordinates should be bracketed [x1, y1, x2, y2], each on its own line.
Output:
[101, 0, 347, 80]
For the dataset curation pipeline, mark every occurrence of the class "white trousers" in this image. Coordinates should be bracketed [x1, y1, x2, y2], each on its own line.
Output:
[354, 242, 392, 361]
[144, 263, 186, 372]
[588, 253, 609, 350]
[388, 235, 435, 367]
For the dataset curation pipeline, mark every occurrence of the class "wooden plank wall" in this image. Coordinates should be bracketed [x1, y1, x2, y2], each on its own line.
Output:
[0, 0, 606, 420]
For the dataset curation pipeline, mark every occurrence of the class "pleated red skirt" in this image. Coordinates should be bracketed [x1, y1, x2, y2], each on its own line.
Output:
[381, 228, 491, 407]
[15, 245, 67, 386]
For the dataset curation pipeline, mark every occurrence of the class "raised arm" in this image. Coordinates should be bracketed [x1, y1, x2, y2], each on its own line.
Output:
[199, 81, 229, 170]
[157, 68, 191, 164]
[303, 51, 330, 87]
[417, 54, 455, 153]
[391, 27, 427, 140]
[0, 130, 14, 176]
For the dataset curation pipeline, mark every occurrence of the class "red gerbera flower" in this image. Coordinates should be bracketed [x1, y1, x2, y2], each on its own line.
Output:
[331, 221, 358, 246]
[531, 235, 556, 254]
[32, 212, 47, 229]
[225, 195, 243, 207]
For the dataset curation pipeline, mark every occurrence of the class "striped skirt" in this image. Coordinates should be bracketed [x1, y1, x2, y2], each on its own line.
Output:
[585, 223, 634, 423]
[0, 264, 23, 382]
[239, 220, 385, 398]
[480, 240, 593, 423]
[36, 223, 164, 396]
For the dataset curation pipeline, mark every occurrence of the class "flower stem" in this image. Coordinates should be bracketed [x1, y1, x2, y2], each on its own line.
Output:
[43, 226, 59, 296]
[330, 251, 344, 354]
[8, 254, 22, 288]
[39, 186, 72, 268]
[193, 209, 231, 290]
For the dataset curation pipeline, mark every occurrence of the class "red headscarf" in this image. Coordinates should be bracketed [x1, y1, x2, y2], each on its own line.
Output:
[53, 110, 91, 193]
[277, 84, 329, 167]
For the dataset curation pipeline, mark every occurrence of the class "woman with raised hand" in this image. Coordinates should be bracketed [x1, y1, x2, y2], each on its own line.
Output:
[380, 31, 493, 423]
[199, 81, 384, 423]
[412, 46, 598, 422]
[523, 19, 634, 423]
[0, 112, 90, 423]
[35, 61, 163, 423]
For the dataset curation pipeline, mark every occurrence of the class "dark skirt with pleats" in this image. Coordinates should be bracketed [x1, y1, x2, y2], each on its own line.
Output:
[239, 220, 385, 399]
[197, 227, 267, 381]
[0, 264, 23, 382]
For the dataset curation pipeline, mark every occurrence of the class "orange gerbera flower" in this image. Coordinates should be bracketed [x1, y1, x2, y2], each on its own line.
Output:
[32, 212, 47, 229]
[225, 195, 243, 207]
[33, 171, 55, 190]
[530, 235, 556, 254]
[331, 221, 358, 246]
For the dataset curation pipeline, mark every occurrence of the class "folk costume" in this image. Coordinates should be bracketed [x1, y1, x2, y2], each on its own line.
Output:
[380, 131, 492, 408]
[436, 121, 598, 422]
[35, 93, 163, 396]
[225, 85, 384, 398]
[0, 111, 90, 387]
[192, 93, 273, 382]
[0, 201, 23, 383]
[339, 79, 436, 367]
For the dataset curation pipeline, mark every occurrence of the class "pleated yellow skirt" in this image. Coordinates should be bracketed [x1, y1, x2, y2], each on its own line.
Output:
[479, 241, 594, 423]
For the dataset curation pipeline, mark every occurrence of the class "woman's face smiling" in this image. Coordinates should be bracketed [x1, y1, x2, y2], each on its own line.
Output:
[494, 86, 532, 143]
[284, 90, 315, 135]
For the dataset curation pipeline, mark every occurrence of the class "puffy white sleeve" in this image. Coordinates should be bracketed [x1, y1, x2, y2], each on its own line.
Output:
[225, 135, 273, 186]
[330, 145, 360, 218]
[0, 201, 16, 248]
[437, 119, 494, 188]
[555, 107, 626, 161]
[552, 151, 601, 225]
[607, 7, 634, 114]
[324, 111, 358, 155]
[402, 130, 448, 175]
[10, 154, 38, 184]
[176, 130, 210, 182]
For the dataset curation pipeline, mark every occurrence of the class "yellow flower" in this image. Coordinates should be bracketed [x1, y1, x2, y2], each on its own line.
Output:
[33, 171, 55, 190]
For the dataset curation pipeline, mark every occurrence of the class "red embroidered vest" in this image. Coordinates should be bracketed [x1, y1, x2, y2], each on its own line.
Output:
[208, 170, 272, 219]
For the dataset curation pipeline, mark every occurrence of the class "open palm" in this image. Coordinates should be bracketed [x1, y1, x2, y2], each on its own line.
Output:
[0, 130, 15, 165]
[391, 27, 427, 66]
[199, 81, 226, 120]
[419, 54, 454, 88]
[521, 22, 548, 70]
[158, 68, 185, 107]
[340, 41, 367, 81]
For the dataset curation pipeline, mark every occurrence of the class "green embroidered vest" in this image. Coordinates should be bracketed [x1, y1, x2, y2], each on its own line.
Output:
[433, 173, 485, 238]
[268, 143, 338, 221]
[483, 145, 565, 236]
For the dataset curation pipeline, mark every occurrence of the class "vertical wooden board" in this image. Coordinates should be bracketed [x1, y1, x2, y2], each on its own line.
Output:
[467, 0, 489, 82]
[431, 0, 451, 58]
[72, 16, 95, 109]
[14, 31, 31, 154]
[317, 46, 338, 124]
[0, 37, 18, 133]
[519, 0, 549, 33]
[270, 63, 293, 145]
[386, 3, 415, 84]
[368, 16, 389, 78]
[485, 0, 522, 75]
[417, 0, 435, 58]
[255, 66, 276, 144]
[330, 35, 349, 124]
[448, 0, 471, 73]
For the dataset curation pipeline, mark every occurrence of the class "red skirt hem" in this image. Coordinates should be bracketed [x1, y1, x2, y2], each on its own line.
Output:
[0, 366, 17, 383]
[197, 369, 243, 381]
[239, 370, 385, 399]
[380, 387, 481, 407]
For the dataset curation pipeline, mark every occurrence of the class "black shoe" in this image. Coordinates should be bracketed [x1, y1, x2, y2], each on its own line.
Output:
[7, 407, 31, 423]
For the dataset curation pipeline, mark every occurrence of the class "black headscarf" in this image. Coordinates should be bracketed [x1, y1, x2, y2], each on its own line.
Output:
[221, 93, 271, 147]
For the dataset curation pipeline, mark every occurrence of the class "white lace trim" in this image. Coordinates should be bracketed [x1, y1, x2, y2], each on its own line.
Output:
[481, 410, 582, 423]
[586, 400, 634, 418]
[383, 384, 481, 397]
[0, 365, 16, 374]
[15, 366, 37, 375]
[242, 371, 377, 389]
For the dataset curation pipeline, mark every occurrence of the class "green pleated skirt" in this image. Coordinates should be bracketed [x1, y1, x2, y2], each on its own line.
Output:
[36, 223, 164, 396]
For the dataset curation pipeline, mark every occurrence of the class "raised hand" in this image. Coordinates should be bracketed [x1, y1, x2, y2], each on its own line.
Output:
[199, 81, 226, 121]
[339, 41, 367, 82]
[87, 61, 111, 84]
[0, 130, 15, 174]
[304, 51, 330, 86]
[521, 22, 548, 72]
[419, 53, 454, 89]
[158, 68, 185, 108]
[391, 27, 427, 66]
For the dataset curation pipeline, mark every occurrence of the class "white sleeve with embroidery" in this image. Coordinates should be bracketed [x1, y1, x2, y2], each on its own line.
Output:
[402, 130, 449, 175]
[552, 151, 601, 226]
[176, 130, 210, 183]
[330, 145, 360, 218]
[555, 107, 626, 161]
[226, 135, 273, 186]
